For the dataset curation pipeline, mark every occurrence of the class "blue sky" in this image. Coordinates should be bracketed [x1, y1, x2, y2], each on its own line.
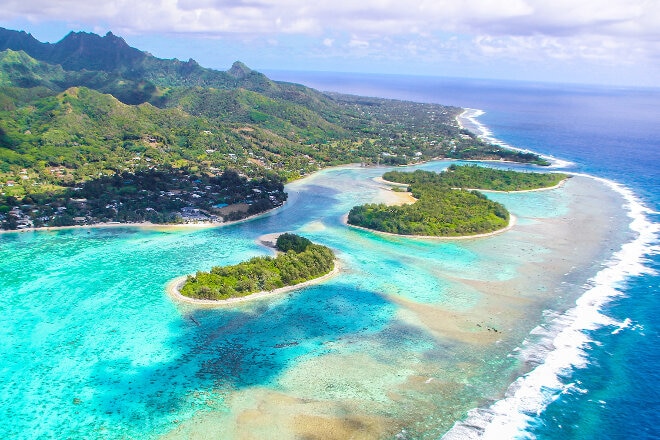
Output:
[1, 0, 658, 87]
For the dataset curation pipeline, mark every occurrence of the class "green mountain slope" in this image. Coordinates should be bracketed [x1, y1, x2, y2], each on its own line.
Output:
[0, 27, 548, 229]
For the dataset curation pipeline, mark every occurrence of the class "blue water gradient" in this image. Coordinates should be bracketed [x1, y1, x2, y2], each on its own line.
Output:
[2, 73, 658, 439]
[267, 71, 660, 439]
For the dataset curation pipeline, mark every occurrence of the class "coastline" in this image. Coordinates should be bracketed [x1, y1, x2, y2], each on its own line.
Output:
[166, 259, 341, 308]
[457, 177, 569, 193]
[0, 152, 561, 237]
[457, 108, 572, 169]
[256, 232, 283, 251]
[4, 72, 658, 440]
[0, 202, 284, 235]
[160, 175, 635, 440]
[373, 176, 409, 188]
[360, 170, 562, 240]
[442, 174, 649, 439]
[377, 174, 570, 194]
[343, 213, 516, 240]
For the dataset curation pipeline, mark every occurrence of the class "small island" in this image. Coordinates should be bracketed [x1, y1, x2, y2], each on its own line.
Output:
[171, 233, 336, 304]
[383, 164, 568, 192]
[348, 165, 568, 237]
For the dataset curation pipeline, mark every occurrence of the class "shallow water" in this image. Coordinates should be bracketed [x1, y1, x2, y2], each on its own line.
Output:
[263, 72, 660, 439]
[0, 162, 631, 439]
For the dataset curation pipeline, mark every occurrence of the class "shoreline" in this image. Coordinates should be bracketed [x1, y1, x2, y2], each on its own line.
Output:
[377, 175, 569, 194]
[373, 176, 409, 188]
[256, 232, 283, 251]
[357, 172, 563, 240]
[166, 259, 341, 308]
[457, 108, 572, 169]
[456, 177, 569, 193]
[0, 203, 284, 235]
[442, 175, 650, 439]
[0, 153, 560, 237]
[344, 213, 517, 241]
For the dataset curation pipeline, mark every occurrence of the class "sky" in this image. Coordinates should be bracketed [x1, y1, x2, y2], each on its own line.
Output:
[1, 0, 659, 87]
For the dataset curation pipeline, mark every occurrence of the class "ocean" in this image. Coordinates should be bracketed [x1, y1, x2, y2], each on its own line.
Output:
[266, 71, 660, 439]
[1, 73, 658, 439]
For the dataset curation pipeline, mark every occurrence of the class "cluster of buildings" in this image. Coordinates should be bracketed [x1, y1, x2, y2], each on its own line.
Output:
[179, 207, 220, 223]
[2, 206, 34, 230]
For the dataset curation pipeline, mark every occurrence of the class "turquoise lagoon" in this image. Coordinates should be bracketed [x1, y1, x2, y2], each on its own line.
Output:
[0, 162, 631, 439]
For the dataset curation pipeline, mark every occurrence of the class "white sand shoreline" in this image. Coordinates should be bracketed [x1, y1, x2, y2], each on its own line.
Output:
[459, 177, 569, 193]
[0, 202, 283, 235]
[1, 159, 564, 236]
[343, 213, 516, 241]
[376, 175, 569, 194]
[166, 260, 341, 308]
[373, 176, 409, 188]
[457, 108, 572, 169]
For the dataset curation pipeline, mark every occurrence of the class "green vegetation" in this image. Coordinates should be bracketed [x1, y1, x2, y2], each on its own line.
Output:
[349, 165, 567, 237]
[275, 232, 313, 253]
[0, 27, 550, 230]
[180, 234, 335, 300]
[348, 188, 509, 236]
[383, 164, 568, 191]
[0, 168, 286, 229]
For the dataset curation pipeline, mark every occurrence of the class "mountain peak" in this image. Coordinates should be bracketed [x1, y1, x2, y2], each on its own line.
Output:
[0, 27, 48, 57]
[60, 30, 127, 46]
[51, 30, 145, 72]
[228, 61, 252, 79]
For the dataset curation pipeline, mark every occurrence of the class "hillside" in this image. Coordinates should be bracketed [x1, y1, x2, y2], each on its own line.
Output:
[0, 27, 548, 229]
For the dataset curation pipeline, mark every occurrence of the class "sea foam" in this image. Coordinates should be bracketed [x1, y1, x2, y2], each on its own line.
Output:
[442, 157, 659, 438]
[458, 109, 573, 169]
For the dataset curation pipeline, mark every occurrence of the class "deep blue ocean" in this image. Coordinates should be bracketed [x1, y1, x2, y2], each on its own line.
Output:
[267, 71, 660, 439]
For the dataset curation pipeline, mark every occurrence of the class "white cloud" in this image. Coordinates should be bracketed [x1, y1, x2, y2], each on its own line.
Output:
[4, 0, 655, 38]
[348, 38, 370, 49]
[2, 0, 659, 69]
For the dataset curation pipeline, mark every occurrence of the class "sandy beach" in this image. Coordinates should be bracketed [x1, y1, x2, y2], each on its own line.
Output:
[256, 232, 283, 250]
[344, 213, 517, 241]
[0, 203, 284, 235]
[377, 174, 570, 194]
[461, 176, 569, 193]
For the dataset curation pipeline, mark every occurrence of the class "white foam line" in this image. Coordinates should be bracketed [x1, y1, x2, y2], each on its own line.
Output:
[442, 174, 659, 438]
[458, 108, 574, 169]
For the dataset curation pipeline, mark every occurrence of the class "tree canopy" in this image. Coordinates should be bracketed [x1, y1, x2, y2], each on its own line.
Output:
[349, 166, 566, 237]
[383, 164, 567, 191]
[180, 234, 335, 300]
[276, 232, 312, 253]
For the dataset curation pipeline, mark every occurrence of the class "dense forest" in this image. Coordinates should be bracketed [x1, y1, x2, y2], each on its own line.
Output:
[180, 233, 335, 300]
[0, 28, 550, 230]
[349, 165, 567, 237]
[383, 164, 568, 191]
[348, 188, 509, 236]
